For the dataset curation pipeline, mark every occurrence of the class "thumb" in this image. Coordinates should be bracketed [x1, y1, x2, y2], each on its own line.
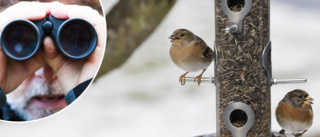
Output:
[43, 37, 64, 72]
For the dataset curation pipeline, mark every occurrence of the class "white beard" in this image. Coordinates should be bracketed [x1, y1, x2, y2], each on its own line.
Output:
[6, 78, 65, 121]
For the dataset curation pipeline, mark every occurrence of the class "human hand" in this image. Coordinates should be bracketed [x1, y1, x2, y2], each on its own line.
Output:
[43, 4, 106, 93]
[0, 1, 63, 94]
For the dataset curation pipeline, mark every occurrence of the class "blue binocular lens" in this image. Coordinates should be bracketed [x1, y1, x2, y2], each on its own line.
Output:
[57, 19, 97, 59]
[1, 20, 40, 60]
[0, 15, 97, 60]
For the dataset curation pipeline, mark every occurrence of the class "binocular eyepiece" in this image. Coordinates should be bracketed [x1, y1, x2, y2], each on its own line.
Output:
[0, 15, 98, 60]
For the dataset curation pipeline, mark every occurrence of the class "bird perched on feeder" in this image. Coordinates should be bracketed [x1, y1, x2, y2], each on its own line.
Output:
[169, 29, 214, 86]
[276, 89, 314, 137]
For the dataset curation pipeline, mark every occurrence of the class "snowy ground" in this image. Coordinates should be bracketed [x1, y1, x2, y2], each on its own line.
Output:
[1, 0, 320, 137]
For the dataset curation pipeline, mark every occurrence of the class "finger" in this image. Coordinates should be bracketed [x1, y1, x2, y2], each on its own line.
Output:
[0, 2, 63, 29]
[43, 37, 58, 60]
[50, 5, 97, 20]
[0, 49, 8, 90]
[23, 55, 45, 78]
[31, 47, 46, 68]
[3, 55, 44, 94]
[16, 2, 62, 20]
[3, 1, 62, 19]
[43, 37, 64, 72]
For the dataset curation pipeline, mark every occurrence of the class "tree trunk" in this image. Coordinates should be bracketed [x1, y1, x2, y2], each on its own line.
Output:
[95, 0, 176, 80]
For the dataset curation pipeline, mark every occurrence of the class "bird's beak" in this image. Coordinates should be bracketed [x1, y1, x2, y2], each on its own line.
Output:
[169, 35, 178, 42]
[305, 96, 314, 104]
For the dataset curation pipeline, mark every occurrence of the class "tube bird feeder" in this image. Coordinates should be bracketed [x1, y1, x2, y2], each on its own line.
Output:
[187, 0, 307, 136]
[215, 0, 271, 136]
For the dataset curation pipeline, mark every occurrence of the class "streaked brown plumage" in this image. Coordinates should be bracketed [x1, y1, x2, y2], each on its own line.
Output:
[276, 89, 313, 137]
[169, 29, 214, 86]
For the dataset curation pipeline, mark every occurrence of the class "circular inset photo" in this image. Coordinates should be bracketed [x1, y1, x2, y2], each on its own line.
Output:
[0, 0, 106, 121]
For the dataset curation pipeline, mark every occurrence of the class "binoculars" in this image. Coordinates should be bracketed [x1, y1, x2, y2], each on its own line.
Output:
[0, 15, 97, 60]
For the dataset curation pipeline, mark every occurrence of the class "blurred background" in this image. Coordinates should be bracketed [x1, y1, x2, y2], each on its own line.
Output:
[1, 0, 320, 136]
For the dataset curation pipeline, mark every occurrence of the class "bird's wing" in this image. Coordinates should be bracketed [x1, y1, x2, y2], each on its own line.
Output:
[203, 46, 215, 59]
[195, 36, 215, 60]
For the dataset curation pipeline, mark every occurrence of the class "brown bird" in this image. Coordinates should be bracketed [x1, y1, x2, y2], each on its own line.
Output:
[276, 89, 314, 137]
[169, 29, 214, 86]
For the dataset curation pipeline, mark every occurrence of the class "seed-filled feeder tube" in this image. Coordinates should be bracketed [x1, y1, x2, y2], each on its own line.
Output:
[215, 0, 271, 136]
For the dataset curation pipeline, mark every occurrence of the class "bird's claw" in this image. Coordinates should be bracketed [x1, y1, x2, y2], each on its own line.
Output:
[294, 130, 307, 137]
[179, 75, 186, 85]
[179, 72, 189, 85]
[194, 75, 202, 86]
[194, 69, 206, 86]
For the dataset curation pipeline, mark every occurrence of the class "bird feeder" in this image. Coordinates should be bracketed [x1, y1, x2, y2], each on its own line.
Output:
[182, 0, 307, 136]
[215, 0, 272, 136]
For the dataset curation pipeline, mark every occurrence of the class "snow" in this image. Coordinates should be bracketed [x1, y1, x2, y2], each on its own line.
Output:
[0, 0, 319, 136]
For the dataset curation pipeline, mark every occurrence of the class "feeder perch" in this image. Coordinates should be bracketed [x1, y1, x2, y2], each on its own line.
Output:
[182, 77, 215, 84]
[181, 0, 308, 136]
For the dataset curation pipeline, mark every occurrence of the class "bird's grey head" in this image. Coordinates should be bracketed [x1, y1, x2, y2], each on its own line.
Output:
[282, 89, 313, 108]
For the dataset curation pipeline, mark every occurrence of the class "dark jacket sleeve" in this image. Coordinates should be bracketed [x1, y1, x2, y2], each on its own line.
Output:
[64, 78, 92, 105]
[0, 102, 24, 121]
[0, 88, 6, 108]
[0, 89, 24, 121]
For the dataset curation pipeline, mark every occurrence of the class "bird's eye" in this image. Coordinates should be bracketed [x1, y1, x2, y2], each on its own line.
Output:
[181, 34, 185, 36]
[298, 95, 303, 99]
